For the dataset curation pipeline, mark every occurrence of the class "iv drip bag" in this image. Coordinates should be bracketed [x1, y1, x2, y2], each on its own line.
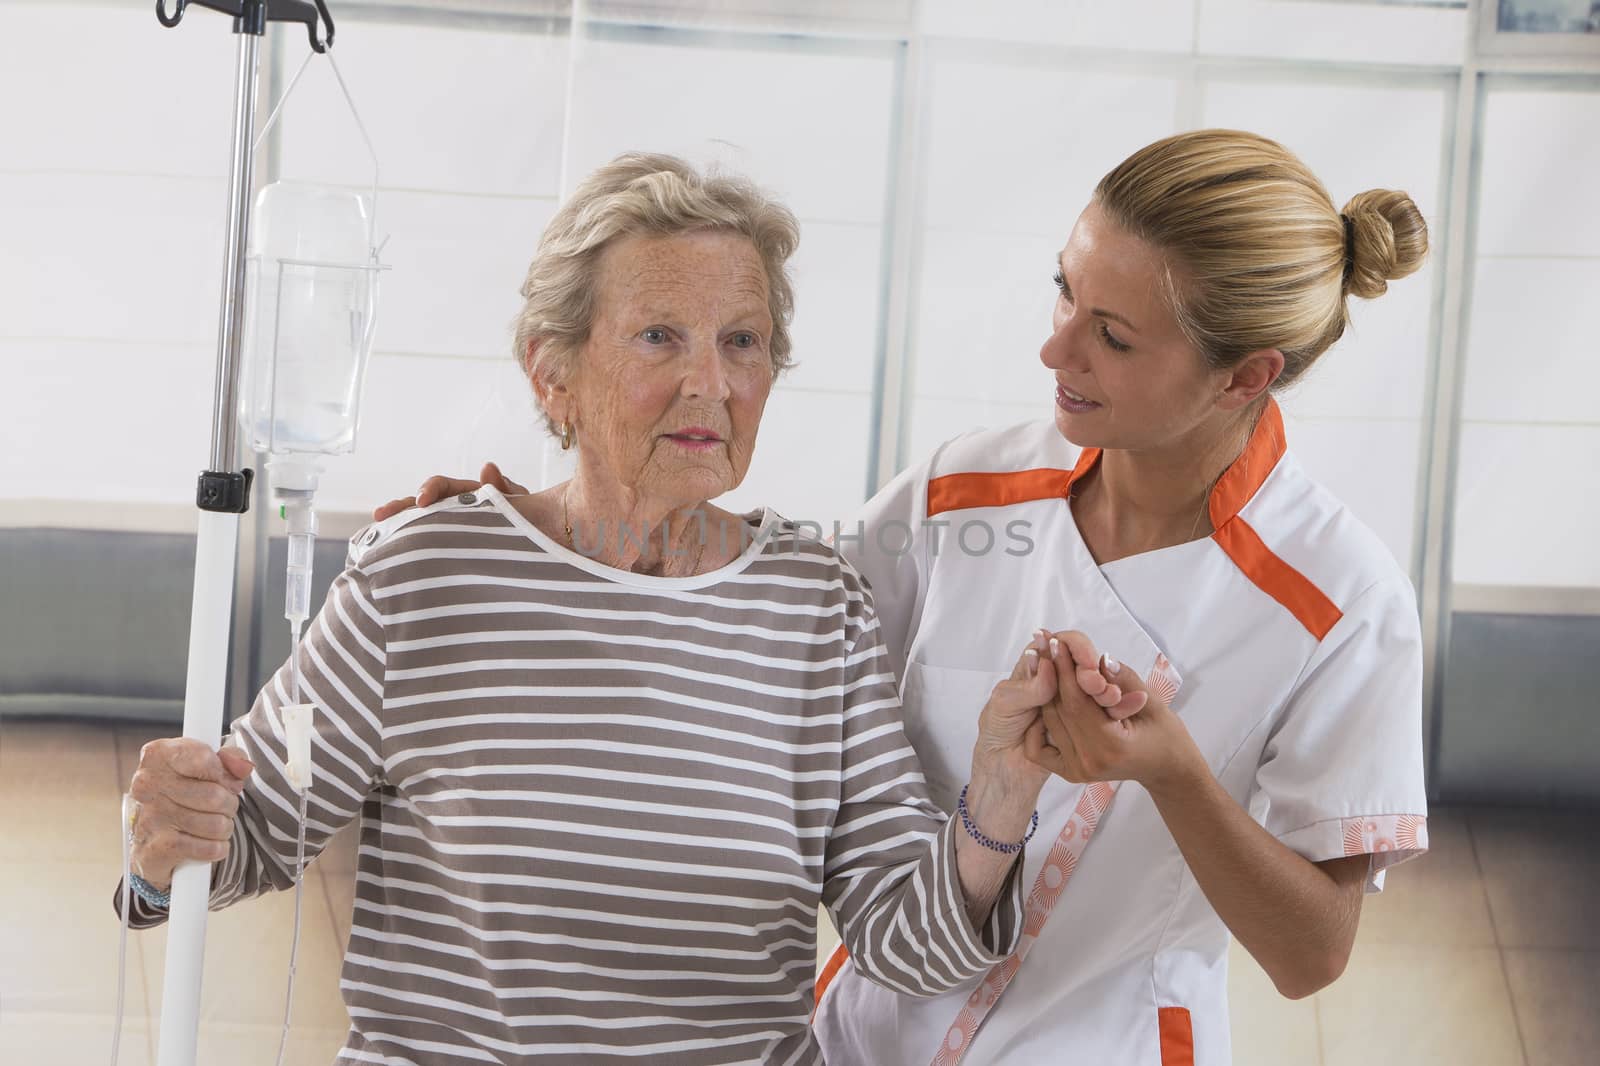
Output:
[239, 180, 381, 461]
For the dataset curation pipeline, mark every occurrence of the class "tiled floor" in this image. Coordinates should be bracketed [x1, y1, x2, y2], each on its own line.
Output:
[3, 718, 1596, 1066]
[1, 720, 353, 1066]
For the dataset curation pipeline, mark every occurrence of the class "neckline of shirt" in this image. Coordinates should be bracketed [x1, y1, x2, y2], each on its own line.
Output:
[472, 482, 780, 590]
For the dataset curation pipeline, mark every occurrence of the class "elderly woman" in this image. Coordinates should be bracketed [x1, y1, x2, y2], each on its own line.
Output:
[401, 131, 1434, 1065]
[116, 154, 1060, 1064]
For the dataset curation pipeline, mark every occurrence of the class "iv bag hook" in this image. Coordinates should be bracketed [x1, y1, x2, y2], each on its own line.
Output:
[156, 0, 335, 54]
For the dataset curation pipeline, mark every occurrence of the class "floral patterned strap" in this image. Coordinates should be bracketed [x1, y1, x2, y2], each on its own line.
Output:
[928, 654, 1181, 1066]
[930, 780, 1118, 1066]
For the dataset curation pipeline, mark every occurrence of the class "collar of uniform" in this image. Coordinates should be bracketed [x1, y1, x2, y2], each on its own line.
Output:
[1206, 396, 1287, 530]
[1059, 396, 1287, 531]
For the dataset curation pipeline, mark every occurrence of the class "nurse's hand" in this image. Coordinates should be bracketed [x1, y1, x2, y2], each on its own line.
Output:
[127, 739, 256, 891]
[1024, 632, 1205, 793]
[371, 461, 526, 521]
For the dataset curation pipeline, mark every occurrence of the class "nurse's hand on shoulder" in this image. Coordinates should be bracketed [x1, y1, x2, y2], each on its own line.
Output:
[1023, 632, 1206, 793]
[371, 461, 525, 521]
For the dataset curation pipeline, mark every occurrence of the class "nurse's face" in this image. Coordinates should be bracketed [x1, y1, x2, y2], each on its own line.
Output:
[1038, 203, 1232, 453]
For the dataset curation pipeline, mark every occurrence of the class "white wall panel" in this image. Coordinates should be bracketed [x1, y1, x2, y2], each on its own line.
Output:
[1477, 89, 1600, 258]
[905, 396, 1050, 472]
[313, 353, 548, 513]
[910, 228, 1061, 408]
[783, 223, 884, 396]
[372, 191, 556, 359]
[277, 22, 568, 197]
[565, 37, 895, 224]
[0, 339, 214, 503]
[0, 3, 235, 178]
[1284, 415, 1423, 569]
[1453, 423, 1600, 588]
[919, 0, 1196, 55]
[1462, 258, 1600, 427]
[721, 386, 874, 527]
[0, 173, 225, 347]
[591, 0, 913, 35]
[1198, 0, 1468, 66]
[1274, 268, 1436, 422]
[1454, 87, 1600, 588]
[923, 62, 1181, 234]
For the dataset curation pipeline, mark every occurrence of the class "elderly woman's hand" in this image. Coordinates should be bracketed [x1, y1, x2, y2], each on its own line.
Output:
[964, 631, 1058, 817]
[371, 461, 527, 522]
[951, 634, 1059, 924]
[1024, 632, 1206, 793]
[127, 739, 255, 891]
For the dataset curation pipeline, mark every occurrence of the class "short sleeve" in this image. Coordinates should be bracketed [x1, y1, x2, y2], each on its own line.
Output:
[1250, 577, 1430, 892]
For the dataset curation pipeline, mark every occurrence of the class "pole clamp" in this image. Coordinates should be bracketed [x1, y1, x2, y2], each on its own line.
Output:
[196, 468, 255, 514]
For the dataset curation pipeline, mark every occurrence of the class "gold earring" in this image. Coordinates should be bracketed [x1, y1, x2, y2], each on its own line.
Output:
[558, 420, 574, 451]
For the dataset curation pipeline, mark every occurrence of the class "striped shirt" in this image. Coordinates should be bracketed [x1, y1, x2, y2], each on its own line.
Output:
[121, 485, 1023, 1064]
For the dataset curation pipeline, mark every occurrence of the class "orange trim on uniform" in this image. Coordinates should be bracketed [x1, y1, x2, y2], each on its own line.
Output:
[811, 943, 849, 1021]
[1158, 1007, 1196, 1066]
[1209, 397, 1287, 529]
[923, 400, 1339, 640]
[1064, 445, 1101, 496]
[1213, 516, 1343, 640]
[926, 467, 1078, 518]
[1204, 397, 1341, 640]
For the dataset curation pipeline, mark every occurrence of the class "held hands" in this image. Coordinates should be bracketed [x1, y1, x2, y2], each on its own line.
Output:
[127, 739, 255, 891]
[1024, 631, 1205, 795]
[967, 631, 1059, 811]
[960, 633, 1061, 855]
[372, 461, 527, 522]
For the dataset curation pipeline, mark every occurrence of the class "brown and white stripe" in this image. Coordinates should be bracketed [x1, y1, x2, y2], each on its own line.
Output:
[120, 487, 1022, 1064]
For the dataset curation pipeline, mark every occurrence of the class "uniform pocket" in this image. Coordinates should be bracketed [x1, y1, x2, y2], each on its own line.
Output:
[899, 661, 1006, 805]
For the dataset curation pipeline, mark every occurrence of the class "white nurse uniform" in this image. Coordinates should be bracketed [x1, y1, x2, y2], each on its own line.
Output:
[814, 399, 1428, 1066]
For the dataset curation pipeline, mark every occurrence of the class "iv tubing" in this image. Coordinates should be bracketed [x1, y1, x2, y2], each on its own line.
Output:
[272, 619, 310, 1066]
[111, 795, 134, 1065]
[273, 493, 315, 1066]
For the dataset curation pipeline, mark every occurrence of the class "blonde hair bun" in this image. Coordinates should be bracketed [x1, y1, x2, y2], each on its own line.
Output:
[1341, 189, 1429, 300]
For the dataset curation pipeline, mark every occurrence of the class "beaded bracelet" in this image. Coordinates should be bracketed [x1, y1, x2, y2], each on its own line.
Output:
[957, 784, 1039, 856]
[128, 872, 172, 910]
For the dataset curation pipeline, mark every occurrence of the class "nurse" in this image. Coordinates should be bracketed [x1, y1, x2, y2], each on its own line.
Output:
[382, 128, 1432, 1065]
[813, 128, 1432, 1065]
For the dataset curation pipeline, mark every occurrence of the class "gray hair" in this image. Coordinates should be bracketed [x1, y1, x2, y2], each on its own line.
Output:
[512, 153, 801, 434]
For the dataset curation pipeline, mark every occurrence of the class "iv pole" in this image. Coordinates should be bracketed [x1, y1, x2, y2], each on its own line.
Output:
[151, 4, 332, 1065]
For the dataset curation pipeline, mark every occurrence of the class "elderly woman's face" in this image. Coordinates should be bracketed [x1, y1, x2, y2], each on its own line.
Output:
[560, 230, 774, 508]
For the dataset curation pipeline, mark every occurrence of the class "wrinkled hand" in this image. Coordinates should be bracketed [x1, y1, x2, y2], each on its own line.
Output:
[128, 739, 255, 890]
[371, 461, 528, 522]
[1025, 631, 1202, 792]
[969, 630, 1059, 801]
